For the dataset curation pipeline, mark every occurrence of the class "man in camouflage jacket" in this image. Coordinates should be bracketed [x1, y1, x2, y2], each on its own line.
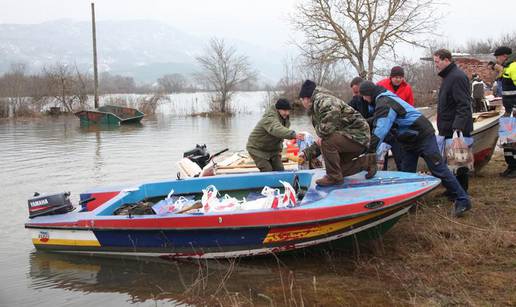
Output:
[247, 98, 303, 172]
[299, 80, 377, 186]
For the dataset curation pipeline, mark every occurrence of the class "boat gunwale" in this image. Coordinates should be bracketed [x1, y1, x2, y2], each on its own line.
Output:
[25, 181, 439, 231]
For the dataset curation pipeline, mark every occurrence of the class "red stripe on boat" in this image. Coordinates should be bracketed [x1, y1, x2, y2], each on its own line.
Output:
[28, 186, 433, 229]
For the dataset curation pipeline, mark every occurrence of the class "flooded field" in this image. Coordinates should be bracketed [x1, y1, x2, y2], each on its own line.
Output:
[1, 92, 514, 306]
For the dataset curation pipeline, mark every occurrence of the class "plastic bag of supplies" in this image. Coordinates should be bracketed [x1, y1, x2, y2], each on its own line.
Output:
[441, 131, 474, 174]
[498, 113, 516, 146]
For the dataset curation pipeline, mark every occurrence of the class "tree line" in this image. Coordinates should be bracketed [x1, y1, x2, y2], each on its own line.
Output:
[2, 0, 514, 118]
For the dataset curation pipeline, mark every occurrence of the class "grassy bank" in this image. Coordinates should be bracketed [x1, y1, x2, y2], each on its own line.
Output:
[179, 152, 515, 306]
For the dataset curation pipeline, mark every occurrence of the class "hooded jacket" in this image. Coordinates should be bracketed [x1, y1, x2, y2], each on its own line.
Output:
[246, 105, 296, 159]
[377, 78, 415, 106]
[310, 87, 370, 147]
[437, 62, 474, 137]
[369, 86, 434, 152]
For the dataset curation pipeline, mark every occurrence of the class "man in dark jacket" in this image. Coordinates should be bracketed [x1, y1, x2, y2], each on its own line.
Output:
[360, 81, 471, 217]
[299, 80, 376, 186]
[348, 77, 374, 119]
[494, 46, 516, 177]
[433, 49, 474, 192]
[246, 99, 304, 172]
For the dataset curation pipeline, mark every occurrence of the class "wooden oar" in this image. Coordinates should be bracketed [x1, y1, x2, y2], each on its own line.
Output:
[176, 201, 203, 214]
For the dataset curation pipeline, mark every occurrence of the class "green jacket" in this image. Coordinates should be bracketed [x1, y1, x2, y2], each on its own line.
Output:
[246, 105, 296, 159]
[310, 87, 370, 147]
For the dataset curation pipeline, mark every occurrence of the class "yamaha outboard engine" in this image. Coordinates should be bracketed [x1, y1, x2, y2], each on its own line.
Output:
[183, 144, 211, 169]
[28, 192, 74, 219]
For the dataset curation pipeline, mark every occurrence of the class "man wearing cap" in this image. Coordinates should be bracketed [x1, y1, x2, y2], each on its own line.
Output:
[299, 80, 377, 186]
[433, 48, 474, 192]
[377, 66, 415, 106]
[494, 46, 516, 177]
[246, 98, 304, 172]
[359, 80, 472, 217]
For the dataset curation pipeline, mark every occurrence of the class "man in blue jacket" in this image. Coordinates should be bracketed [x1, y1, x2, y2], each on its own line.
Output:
[359, 81, 472, 217]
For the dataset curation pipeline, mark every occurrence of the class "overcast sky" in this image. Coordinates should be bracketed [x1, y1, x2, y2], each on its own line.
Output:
[1, 0, 515, 58]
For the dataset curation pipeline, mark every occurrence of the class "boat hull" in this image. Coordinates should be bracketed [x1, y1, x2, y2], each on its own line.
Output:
[26, 170, 440, 259]
[75, 105, 144, 125]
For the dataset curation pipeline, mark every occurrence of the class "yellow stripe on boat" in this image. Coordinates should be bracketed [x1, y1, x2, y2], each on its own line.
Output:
[32, 238, 101, 247]
[30, 229, 101, 247]
[263, 207, 396, 243]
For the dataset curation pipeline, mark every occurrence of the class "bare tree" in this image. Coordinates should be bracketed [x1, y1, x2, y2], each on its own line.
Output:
[276, 55, 302, 105]
[196, 38, 256, 113]
[43, 63, 81, 112]
[293, 0, 440, 79]
[2, 63, 30, 116]
[157, 73, 188, 93]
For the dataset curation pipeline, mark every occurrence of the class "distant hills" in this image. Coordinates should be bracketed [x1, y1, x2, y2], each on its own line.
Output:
[0, 19, 285, 83]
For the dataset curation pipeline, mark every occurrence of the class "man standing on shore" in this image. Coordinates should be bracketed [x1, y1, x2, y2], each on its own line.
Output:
[433, 49, 474, 192]
[359, 81, 472, 217]
[494, 46, 516, 178]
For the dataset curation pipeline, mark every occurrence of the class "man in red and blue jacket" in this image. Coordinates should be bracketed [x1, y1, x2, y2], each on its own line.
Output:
[359, 81, 471, 217]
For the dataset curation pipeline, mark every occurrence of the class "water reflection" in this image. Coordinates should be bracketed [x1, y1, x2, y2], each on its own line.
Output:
[28, 251, 302, 305]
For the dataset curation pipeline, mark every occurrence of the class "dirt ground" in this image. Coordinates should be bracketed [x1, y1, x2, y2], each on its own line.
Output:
[287, 152, 516, 306]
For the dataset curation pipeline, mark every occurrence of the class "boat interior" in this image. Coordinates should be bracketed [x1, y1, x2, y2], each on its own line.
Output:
[97, 171, 315, 216]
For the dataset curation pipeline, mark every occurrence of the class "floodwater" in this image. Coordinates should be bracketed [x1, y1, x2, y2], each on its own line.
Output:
[2, 91, 350, 306]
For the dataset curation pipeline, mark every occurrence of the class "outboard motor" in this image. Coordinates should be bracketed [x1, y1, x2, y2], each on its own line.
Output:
[183, 144, 211, 168]
[28, 192, 74, 219]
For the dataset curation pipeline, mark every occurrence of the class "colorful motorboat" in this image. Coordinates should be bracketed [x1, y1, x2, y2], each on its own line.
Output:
[75, 105, 144, 125]
[25, 170, 440, 259]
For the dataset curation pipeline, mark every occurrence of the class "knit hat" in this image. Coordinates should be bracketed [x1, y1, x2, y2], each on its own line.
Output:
[494, 46, 512, 56]
[299, 80, 317, 98]
[350, 76, 363, 87]
[390, 66, 404, 77]
[359, 81, 376, 96]
[275, 98, 291, 110]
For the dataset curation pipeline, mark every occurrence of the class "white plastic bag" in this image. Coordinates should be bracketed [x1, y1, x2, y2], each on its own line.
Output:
[201, 185, 241, 213]
[152, 189, 196, 215]
[445, 131, 474, 174]
[375, 142, 392, 169]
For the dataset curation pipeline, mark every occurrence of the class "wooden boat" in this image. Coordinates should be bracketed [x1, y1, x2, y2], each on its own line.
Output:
[25, 170, 440, 259]
[75, 105, 144, 125]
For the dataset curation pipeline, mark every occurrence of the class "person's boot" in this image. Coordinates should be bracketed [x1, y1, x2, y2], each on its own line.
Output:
[506, 169, 516, 178]
[453, 200, 472, 217]
[364, 153, 377, 179]
[315, 175, 343, 186]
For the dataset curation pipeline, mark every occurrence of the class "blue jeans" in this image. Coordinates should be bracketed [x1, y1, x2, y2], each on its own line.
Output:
[383, 133, 403, 170]
[400, 134, 469, 204]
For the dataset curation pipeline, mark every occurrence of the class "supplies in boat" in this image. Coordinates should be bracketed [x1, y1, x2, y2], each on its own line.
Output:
[201, 180, 298, 213]
[151, 189, 198, 215]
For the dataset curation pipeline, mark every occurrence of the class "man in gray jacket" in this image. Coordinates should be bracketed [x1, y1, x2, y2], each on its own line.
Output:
[246, 99, 304, 172]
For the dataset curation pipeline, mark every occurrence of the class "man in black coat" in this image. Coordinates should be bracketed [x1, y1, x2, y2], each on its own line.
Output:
[348, 77, 374, 119]
[433, 49, 474, 192]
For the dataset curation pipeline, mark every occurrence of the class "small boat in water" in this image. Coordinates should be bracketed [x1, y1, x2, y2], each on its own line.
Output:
[75, 105, 144, 125]
[25, 170, 440, 259]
